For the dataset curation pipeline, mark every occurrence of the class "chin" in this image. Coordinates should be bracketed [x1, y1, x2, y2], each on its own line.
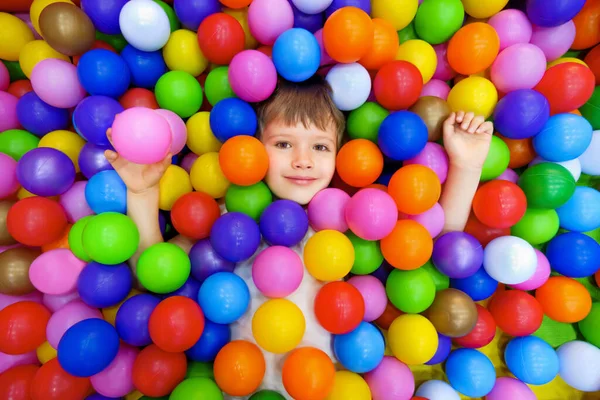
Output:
[269, 183, 325, 206]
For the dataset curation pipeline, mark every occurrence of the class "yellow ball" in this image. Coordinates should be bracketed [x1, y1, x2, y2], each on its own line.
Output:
[190, 152, 230, 198]
[102, 289, 142, 325]
[462, 0, 509, 19]
[159, 165, 193, 210]
[372, 0, 418, 31]
[19, 40, 70, 78]
[125, 390, 144, 400]
[547, 57, 588, 69]
[163, 29, 209, 77]
[37, 340, 57, 364]
[447, 76, 498, 119]
[395, 39, 437, 84]
[224, 8, 258, 50]
[186, 112, 222, 155]
[304, 230, 355, 281]
[252, 298, 305, 354]
[17, 187, 34, 200]
[38, 130, 86, 172]
[30, 0, 74, 35]
[0, 13, 35, 61]
[325, 371, 372, 400]
[388, 314, 438, 365]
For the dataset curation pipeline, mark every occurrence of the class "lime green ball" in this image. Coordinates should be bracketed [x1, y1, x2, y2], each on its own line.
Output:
[511, 208, 559, 245]
[137, 242, 191, 294]
[68, 216, 93, 262]
[347, 102, 389, 143]
[0, 129, 40, 161]
[153, 0, 180, 32]
[141, 397, 169, 400]
[420, 260, 450, 291]
[156, 71, 204, 118]
[225, 182, 272, 221]
[169, 377, 223, 400]
[95, 32, 128, 52]
[346, 232, 384, 275]
[518, 163, 576, 209]
[205, 66, 236, 106]
[580, 85, 600, 130]
[414, 0, 465, 45]
[250, 391, 286, 400]
[385, 268, 436, 313]
[584, 227, 600, 244]
[187, 361, 214, 379]
[579, 302, 600, 348]
[82, 213, 140, 265]
[398, 21, 418, 43]
[533, 315, 577, 348]
[481, 135, 510, 181]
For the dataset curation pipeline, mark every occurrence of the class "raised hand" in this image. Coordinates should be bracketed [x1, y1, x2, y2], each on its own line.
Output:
[443, 111, 494, 171]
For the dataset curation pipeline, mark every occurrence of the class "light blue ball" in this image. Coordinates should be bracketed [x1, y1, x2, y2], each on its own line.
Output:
[273, 28, 321, 82]
[85, 170, 127, 214]
[333, 322, 385, 373]
[556, 187, 600, 232]
[505, 336, 559, 385]
[198, 272, 250, 324]
[445, 349, 496, 398]
[533, 113, 593, 162]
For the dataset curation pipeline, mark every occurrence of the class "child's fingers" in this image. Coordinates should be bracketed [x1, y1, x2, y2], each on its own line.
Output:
[477, 121, 494, 135]
[456, 110, 465, 123]
[468, 116, 485, 133]
[460, 112, 475, 130]
[104, 149, 127, 170]
[161, 153, 173, 170]
[106, 128, 115, 147]
[444, 112, 457, 128]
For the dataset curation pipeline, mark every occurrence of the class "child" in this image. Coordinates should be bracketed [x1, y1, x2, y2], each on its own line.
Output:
[105, 76, 493, 398]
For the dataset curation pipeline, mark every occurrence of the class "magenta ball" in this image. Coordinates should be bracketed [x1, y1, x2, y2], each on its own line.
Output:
[46, 300, 103, 349]
[420, 79, 451, 100]
[180, 153, 198, 173]
[510, 249, 550, 291]
[155, 109, 187, 155]
[248, 0, 294, 46]
[31, 59, 87, 109]
[345, 188, 398, 241]
[0, 350, 38, 374]
[364, 356, 415, 400]
[0, 63, 9, 91]
[229, 50, 277, 102]
[404, 142, 449, 184]
[486, 377, 536, 400]
[308, 188, 351, 232]
[433, 43, 456, 81]
[59, 181, 94, 223]
[315, 29, 335, 67]
[0, 153, 19, 199]
[495, 168, 519, 184]
[399, 202, 445, 238]
[347, 275, 386, 322]
[252, 246, 304, 298]
[29, 249, 86, 295]
[530, 21, 576, 62]
[491, 43, 547, 93]
[488, 10, 533, 51]
[0, 91, 20, 132]
[43, 291, 80, 313]
[90, 344, 138, 397]
[0, 292, 43, 312]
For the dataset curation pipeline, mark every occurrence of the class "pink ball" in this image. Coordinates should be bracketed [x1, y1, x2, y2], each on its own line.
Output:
[347, 275, 387, 322]
[46, 300, 103, 349]
[31, 59, 86, 109]
[510, 249, 550, 291]
[486, 377, 536, 400]
[0, 350, 38, 374]
[399, 202, 445, 238]
[420, 79, 451, 100]
[0, 62, 9, 91]
[229, 50, 277, 103]
[364, 356, 415, 400]
[308, 188, 351, 232]
[315, 29, 335, 67]
[0, 153, 19, 199]
[0, 91, 20, 132]
[491, 43, 547, 93]
[155, 109, 187, 155]
[252, 246, 303, 298]
[91, 344, 138, 397]
[29, 249, 86, 295]
[43, 291, 80, 313]
[248, 0, 294, 46]
[59, 181, 94, 223]
[0, 291, 43, 311]
[432, 43, 456, 81]
[180, 153, 198, 173]
[404, 142, 449, 184]
[530, 21, 576, 62]
[488, 10, 532, 51]
[495, 168, 519, 184]
[345, 188, 398, 241]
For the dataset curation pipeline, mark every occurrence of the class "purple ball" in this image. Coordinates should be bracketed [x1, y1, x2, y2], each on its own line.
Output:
[210, 212, 261, 263]
[289, 0, 324, 33]
[493, 89, 549, 139]
[159, 211, 167, 237]
[432, 232, 484, 279]
[16, 92, 70, 137]
[16, 147, 75, 196]
[81, 0, 128, 34]
[259, 200, 309, 247]
[426, 333, 452, 365]
[77, 262, 132, 308]
[115, 293, 161, 346]
[74, 96, 124, 146]
[165, 276, 201, 300]
[325, 0, 371, 18]
[372, 260, 393, 284]
[78, 142, 114, 179]
[189, 239, 236, 283]
[175, 0, 222, 31]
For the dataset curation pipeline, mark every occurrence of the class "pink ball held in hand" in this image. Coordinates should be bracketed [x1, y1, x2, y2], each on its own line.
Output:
[111, 107, 172, 164]
[307, 188, 351, 232]
[229, 50, 277, 103]
[252, 246, 303, 298]
[155, 109, 187, 155]
[345, 188, 398, 241]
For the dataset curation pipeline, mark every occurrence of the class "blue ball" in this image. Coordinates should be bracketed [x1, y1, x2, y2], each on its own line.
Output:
[120, 45, 167, 88]
[16, 92, 70, 137]
[325, 0, 371, 18]
[526, 0, 586, 27]
[198, 272, 250, 324]
[86, 394, 122, 400]
[85, 170, 127, 214]
[174, 0, 221, 31]
[259, 200, 309, 247]
[165, 276, 201, 300]
[210, 212, 261, 263]
[333, 322, 385, 373]
[77, 49, 131, 98]
[556, 187, 600, 232]
[115, 294, 161, 347]
[273, 28, 321, 82]
[533, 113, 593, 162]
[450, 267, 498, 302]
[77, 262, 132, 308]
[445, 349, 496, 398]
[504, 336, 559, 385]
[425, 333, 452, 365]
[73, 96, 123, 147]
[80, 0, 128, 35]
[58, 318, 120, 377]
[378, 111, 428, 160]
[209, 98, 257, 142]
[545, 232, 600, 278]
[186, 320, 231, 362]
[492, 89, 549, 139]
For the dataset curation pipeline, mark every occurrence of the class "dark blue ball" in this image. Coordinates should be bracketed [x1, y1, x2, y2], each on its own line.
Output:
[16, 92, 69, 137]
[209, 98, 257, 143]
[493, 89, 549, 139]
[120, 45, 167, 89]
[259, 200, 309, 247]
[450, 267, 498, 301]
[546, 232, 600, 278]
[185, 320, 231, 362]
[378, 111, 428, 161]
[210, 212, 261, 263]
[77, 49, 131, 98]
[77, 262, 132, 308]
[115, 294, 161, 347]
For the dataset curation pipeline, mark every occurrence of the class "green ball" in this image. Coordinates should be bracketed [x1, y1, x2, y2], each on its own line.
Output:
[82, 212, 140, 265]
[2, 60, 26, 81]
[398, 21, 418, 43]
[580, 85, 600, 130]
[205, 66, 236, 106]
[511, 208, 559, 245]
[518, 162, 576, 209]
[225, 182, 272, 221]
[0, 129, 40, 161]
[584, 227, 600, 244]
[346, 232, 384, 275]
[68, 216, 93, 262]
[481, 135, 510, 181]
[153, 0, 180, 32]
[533, 315, 577, 349]
[347, 102, 389, 143]
[169, 377, 223, 400]
[414, 0, 465, 45]
[137, 242, 191, 294]
[578, 302, 600, 348]
[95, 32, 127, 52]
[250, 391, 286, 400]
[420, 260, 450, 291]
[385, 268, 436, 313]
[187, 361, 214, 379]
[141, 397, 169, 400]
[156, 71, 204, 118]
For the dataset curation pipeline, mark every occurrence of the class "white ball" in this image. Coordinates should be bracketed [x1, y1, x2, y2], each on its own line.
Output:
[119, 0, 171, 52]
[529, 156, 582, 182]
[483, 236, 537, 285]
[325, 63, 371, 112]
[578, 130, 600, 176]
[557, 341, 600, 392]
[415, 380, 461, 400]
[291, 0, 334, 14]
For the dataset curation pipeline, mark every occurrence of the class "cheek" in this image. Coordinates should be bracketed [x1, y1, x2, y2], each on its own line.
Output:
[320, 155, 337, 181]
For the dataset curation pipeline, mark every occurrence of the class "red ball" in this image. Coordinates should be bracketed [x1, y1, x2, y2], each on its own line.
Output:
[453, 304, 496, 349]
[119, 88, 159, 109]
[171, 192, 221, 240]
[464, 212, 510, 248]
[0, 364, 39, 400]
[6, 197, 68, 247]
[314, 281, 365, 334]
[132, 344, 187, 397]
[488, 290, 543, 337]
[472, 180, 527, 229]
[534, 62, 595, 115]
[0, 301, 51, 355]
[373, 60, 423, 111]
[197, 13, 246, 65]
[30, 358, 90, 400]
[149, 296, 205, 353]
[7, 80, 33, 98]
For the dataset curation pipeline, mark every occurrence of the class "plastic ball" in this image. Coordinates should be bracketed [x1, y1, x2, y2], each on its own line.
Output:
[504, 336, 559, 385]
[325, 62, 372, 111]
[547, 232, 600, 281]
[0, 301, 50, 355]
[327, 370, 372, 400]
[483, 235, 537, 285]
[578, 302, 600, 351]
[447, 76, 497, 118]
[30, 358, 90, 400]
[385, 268, 435, 313]
[162, 30, 207, 77]
[77, 49, 130, 98]
[373, 61, 422, 111]
[73, 96, 123, 147]
[479, 135, 510, 181]
[119, 0, 170, 51]
[173, 0, 220, 30]
[16, 92, 70, 137]
[38, 129, 85, 174]
[137, 242, 190, 294]
[346, 102, 389, 143]
[453, 304, 496, 349]
[388, 314, 437, 365]
[307, 188, 350, 232]
[170, 377, 223, 400]
[210, 98, 257, 142]
[0, 154, 19, 199]
[510, 249, 550, 291]
[84, 170, 126, 214]
[7, 197, 67, 247]
[171, 192, 220, 240]
[121, 44, 167, 88]
[79, 0, 126, 34]
[158, 165, 192, 211]
[381, 220, 432, 271]
[347, 275, 386, 322]
[344, 188, 397, 241]
[282, 347, 335, 400]
[190, 152, 231, 198]
[488, 290, 543, 336]
[491, 44, 546, 93]
[132, 344, 187, 397]
[252, 298, 305, 353]
[0, 92, 19, 134]
[0, 364, 38, 400]
[198, 13, 245, 65]
[119, 87, 159, 109]
[536, 276, 592, 323]
[45, 300, 101, 350]
[533, 113, 593, 162]
[333, 321, 384, 373]
[272, 28, 320, 83]
[534, 63, 595, 115]
[404, 142, 449, 183]
[450, 267, 498, 302]
[16, 147, 75, 197]
[414, 0, 464, 45]
[210, 212, 260, 262]
[556, 187, 600, 233]
[19, 39, 70, 79]
[394, 40, 436, 84]
[214, 340, 265, 397]
[557, 341, 600, 392]
[336, 139, 383, 188]
[148, 296, 204, 353]
[578, 130, 600, 176]
[89, 343, 137, 398]
[81, 212, 139, 265]
[530, 21, 576, 62]
[518, 162, 576, 209]
[488, 378, 537, 400]
[390, 165, 441, 215]
[358, 18, 399, 71]
[378, 112, 428, 161]
[0, 129, 40, 161]
[363, 357, 413, 400]
[115, 293, 160, 347]
[225, 182, 273, 222]
[30, 59, 85, 108]
[0, 12, 35, 61]
[526, 0, 585, 27]
[487, 9, 532, 50]
[29, 249, 86, 296]
[314, 281, 364, 334]
[155, 71, 203, 118]
[219, 136, 269, 187]
[304, 229, 354, 281]
[252, 246, 303, 298]
[473, 180, 526, 229]
[77, 262, 131, 308]
[445, 349, 495, 398]
[431, 231, 482, 279]
[198, 272, 249, 324]
[447, 23, 498, 76]
[493, 89, 550, 140]
[424, 288, 478, 338]
[322, 6, 372, 63]
[204, 67, 236, 106]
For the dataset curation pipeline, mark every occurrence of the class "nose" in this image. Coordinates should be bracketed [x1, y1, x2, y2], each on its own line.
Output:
[292, 147, 313, 170]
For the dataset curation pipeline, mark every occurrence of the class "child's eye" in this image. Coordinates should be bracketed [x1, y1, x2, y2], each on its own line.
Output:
[275, 142, 291, 149]
[314, 144, 330, 152]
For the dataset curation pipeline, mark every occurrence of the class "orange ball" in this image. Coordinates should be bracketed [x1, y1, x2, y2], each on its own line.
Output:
[323, 7, 374, 63]
[536, 277, 592, 323]
[447, 23, 500, 76]
[497, 134, 536, 169]
[359, 18, 399, 71]
[41, 224, 71, 252]
[218, 135, 269, 186]
[571, 0, 600, 50]
[219, 0, 252, 8]
[380, 220, 433, 270]
[336, 139, 384, 188]
[282, 347, 336, 400]
[387, 164, 441, 215]
[214, 340, 265, 396]
[374, 300, 403, 330]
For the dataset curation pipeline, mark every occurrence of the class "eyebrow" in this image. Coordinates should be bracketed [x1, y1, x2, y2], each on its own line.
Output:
[267, 132, 336, 145]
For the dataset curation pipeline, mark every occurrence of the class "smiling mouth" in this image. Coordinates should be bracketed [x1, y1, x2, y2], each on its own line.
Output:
[285, 176, 317, 185]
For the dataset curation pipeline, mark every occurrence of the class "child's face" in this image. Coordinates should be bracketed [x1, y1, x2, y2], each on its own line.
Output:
[260, 118, 338, 205]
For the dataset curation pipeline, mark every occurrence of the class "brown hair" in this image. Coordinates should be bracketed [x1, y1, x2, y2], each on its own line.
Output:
[255, 75, 346, 147]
